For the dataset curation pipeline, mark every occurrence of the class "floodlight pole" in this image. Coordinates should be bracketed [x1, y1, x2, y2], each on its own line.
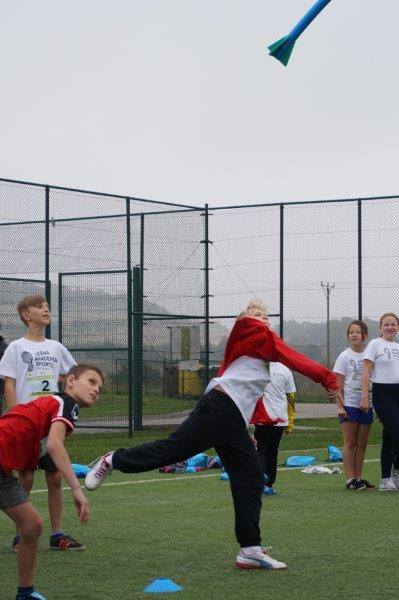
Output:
[321, 281, 335, 368]
[166, 326, 173, 362]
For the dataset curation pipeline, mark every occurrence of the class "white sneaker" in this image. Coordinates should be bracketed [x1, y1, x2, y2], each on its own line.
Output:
[235, 547, 287, 570]
[392, 468, 399, 489]
[379, 477, 397, 492]
[85, 453, 113, 491]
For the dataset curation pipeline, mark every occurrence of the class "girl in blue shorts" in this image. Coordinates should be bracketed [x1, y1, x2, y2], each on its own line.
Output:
[333, 320, 374, 490]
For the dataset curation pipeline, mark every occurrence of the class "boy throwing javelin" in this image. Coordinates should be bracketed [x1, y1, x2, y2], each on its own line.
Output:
[85, 300, 339, 570]
[0, 364, 104, 600]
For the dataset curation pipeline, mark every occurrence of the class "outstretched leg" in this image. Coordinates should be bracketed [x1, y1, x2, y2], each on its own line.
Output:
[86, 390, 235, 487]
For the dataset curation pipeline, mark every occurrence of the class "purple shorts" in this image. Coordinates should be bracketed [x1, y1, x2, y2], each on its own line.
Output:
[339, 405, 373, 425]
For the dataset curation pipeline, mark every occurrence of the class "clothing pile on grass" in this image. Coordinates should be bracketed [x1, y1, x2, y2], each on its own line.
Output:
[284, 445, 343, 474]
[159, 453, 223, 474]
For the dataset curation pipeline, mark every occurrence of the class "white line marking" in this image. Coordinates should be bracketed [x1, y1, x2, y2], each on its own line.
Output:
[30, 458, 380, 495]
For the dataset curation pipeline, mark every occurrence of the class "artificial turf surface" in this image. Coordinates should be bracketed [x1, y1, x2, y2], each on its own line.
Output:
[1, 433, 398, 600]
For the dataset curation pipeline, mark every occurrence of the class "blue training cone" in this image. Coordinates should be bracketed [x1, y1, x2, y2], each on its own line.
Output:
[71, 463, 90, 478]
[220, 472, 229, 481]
[144, 578, 182, 594]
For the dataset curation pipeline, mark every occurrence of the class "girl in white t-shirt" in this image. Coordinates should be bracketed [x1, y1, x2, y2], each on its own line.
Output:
[333, 321, 373, 491]
[361, 312, 399, 491]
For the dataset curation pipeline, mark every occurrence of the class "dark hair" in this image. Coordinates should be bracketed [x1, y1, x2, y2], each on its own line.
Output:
[62, 364, 105, 390]
[379, 313, 399, 326]
[347, 320, 368, 340]
[17, 294, 48, 325]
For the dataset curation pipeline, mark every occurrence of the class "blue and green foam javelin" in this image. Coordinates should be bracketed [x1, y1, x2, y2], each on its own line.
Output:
[268, 0, 333, 66]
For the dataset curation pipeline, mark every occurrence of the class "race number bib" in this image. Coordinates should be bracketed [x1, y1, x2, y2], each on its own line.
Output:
[26, 373, 58, 400]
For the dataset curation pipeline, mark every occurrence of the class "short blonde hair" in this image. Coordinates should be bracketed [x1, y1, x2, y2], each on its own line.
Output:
[17, 294, 48, 325]
[237, 298, 268, 320]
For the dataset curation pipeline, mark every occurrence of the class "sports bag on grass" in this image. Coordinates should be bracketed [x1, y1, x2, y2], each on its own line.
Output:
[284, 455, 317, 468]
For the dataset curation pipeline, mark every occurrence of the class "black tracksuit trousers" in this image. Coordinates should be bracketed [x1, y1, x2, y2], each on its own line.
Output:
[373, 383, 399, 469]
[254, 424, 284, 486]
[112, 389, 264, 547]
[380, 427, 393, 479]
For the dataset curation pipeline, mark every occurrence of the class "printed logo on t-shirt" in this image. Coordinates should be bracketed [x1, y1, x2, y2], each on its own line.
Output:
[383, 347, 399, 360]
[22, 349, 60, 400]
[21, 351, 34, 371]
[347, 358, 363, 390]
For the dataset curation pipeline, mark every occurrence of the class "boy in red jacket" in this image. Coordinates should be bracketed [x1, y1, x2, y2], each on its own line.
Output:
[0, 364, 104, 600]
[86, 300, 338, 570]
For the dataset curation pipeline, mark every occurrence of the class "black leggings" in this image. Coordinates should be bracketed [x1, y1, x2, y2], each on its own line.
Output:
[381, 427, 393, 479]
[372, 383, 399, 470]
[254, 425, 284, 486]
[112, 389, 264, 547]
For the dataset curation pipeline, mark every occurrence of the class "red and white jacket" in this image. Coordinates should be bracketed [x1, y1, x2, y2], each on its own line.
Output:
[0, 393, 78, 474]
[205, 317, 337, 424]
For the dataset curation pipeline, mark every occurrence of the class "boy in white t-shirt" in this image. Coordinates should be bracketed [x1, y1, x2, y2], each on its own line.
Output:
[250, 362, 296, 495]
[0, 294, 84, 553]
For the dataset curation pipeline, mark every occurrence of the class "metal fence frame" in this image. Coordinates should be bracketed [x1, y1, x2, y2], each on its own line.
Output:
[2, 176, 399, 433]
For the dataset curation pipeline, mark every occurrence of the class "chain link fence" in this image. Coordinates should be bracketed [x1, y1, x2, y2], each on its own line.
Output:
[1, 177, 399, 435]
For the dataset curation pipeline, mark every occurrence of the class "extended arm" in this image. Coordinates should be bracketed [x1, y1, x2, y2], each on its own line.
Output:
[221, 318, 340, 401]
[46, 421, 90, 523]
[271, 335, 339, 400]
[360, 359, 373, 413]
[334, 373, 347, 418]
[4, 377, 17, 410]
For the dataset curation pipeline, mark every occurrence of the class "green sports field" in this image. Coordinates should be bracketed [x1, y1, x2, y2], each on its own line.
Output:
[1, 432, 398, 600]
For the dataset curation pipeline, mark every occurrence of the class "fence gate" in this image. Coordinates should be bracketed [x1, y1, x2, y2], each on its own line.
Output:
[58, 269, 139, 434]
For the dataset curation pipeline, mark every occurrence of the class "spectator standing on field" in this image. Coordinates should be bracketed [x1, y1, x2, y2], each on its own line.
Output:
[250, 362, 296, 496]
[333, 320, 374, 491]
[0, 294, 85, 552]
[361, 312, 399, 492]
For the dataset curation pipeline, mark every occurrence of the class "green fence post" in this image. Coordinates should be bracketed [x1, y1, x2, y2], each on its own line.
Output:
[203, 204, 211, 388]
[132, 266, 143, 431]
[45, 185, 51, 338]
[58, 273, 63, 343]
[126, 198, 134, 437]
[358, 199, 363, 321]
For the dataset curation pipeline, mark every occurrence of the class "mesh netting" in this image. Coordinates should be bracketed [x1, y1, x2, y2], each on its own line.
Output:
[2, 177, 399, 434]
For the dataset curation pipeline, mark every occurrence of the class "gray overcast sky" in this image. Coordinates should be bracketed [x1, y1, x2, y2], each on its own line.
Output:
[1, 0, 398, 207]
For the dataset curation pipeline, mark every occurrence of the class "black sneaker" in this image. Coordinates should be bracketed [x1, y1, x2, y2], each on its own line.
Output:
[346, 479, 366, 490]
[359, 479, 375, 489]
[49, 533, 85, 551]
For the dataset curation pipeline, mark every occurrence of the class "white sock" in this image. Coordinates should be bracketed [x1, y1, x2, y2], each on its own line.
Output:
[241, 545, 261, 555]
